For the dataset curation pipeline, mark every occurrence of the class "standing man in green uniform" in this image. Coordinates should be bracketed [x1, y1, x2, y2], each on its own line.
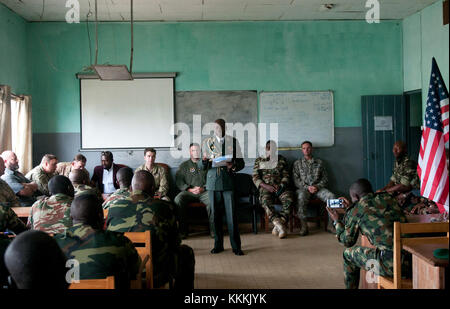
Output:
[201, 119, 245, 256]
[174, 143, 211, 239]
[327, 178, 407, 289]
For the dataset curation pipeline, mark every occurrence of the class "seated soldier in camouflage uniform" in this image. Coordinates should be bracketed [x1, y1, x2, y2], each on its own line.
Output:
[107, 170, 195, 289]
[174, 143, 211, 239]
[27, 175, 74, 234]
[4, 230, 69, 289]
[55, 194, 140, 289]
[292, 141, 336, 236]
[135, 147, 171, 201]
[55, 153, 90, 179]
[102, 167, 133, 209]
[1, 203, 29, 287]
[1, 150, 38, 206]
[26, 154, 58, 196]
[327, 178, 407, 289]
[253, 140, 293, 239]
[377, 141, 420, 196]
[0, 157, 21, 208]
[69, 168, 102, 201]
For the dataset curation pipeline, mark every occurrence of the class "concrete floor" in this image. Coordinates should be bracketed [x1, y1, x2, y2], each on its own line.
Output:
[182, 223, 346, 289]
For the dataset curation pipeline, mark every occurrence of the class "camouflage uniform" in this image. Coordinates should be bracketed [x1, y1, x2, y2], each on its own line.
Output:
[135, 164, 170, 201]
[253, 155, 293, 224]
[0, 204, 27, 233]
[102, 188, 131, 209]
[1, 168, 36, 206]
[0, 179, 21, 208]
[1, 204, 28, 287]
[73, 183, 102, 201]
[54, 222, 140, 289]
[106, 190, 181, 288]
[27, 193, 73, 234]
[55, 162, 90, 179]
[25, 165, 55, 196]
[174, 159, 210, 235]
[292, 157, 335, 219]
[334, 192, 407, 289]
[390, 155, 420, 189]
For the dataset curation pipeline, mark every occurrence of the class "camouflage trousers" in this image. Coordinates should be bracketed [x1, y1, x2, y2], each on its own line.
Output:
[174, 191, 211, 235]
[296, 188, 335, 220]
[259, 188, 293, 224]
[343, 245, 393, 289]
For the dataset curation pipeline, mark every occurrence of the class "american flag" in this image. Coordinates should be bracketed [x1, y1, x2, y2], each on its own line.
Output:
[418, 58, 449, 213]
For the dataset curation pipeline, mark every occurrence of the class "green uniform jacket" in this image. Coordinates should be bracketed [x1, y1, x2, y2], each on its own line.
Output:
[252, 155, 290, 188]
[201, 135, 245, 191]
[25, 165, 55, 196]
[176, 159, 207, 191]
[335, 192, 407, 250]
[54, 223, 140, 288]
[27, 193, 73, 234]
[106, 190, 180, 287]
[292, 157, 328, 190]
[135, 164, 170, 198]
[390, 155, 420, 189]
[0, 179, 21, 208]
[102, 188, 131, 209]
[0, 204, 27, 233]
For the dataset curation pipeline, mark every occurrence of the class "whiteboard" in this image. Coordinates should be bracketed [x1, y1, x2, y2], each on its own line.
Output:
[259, 91, 334, 148]
[80, 78, 174, 149]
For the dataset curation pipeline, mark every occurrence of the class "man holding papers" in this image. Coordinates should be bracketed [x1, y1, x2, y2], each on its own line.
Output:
[201, 119, 245, 256]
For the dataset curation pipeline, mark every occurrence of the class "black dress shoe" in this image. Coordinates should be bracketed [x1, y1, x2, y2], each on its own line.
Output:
[233, 249, 244, 256]
[211, 247, 224, 254]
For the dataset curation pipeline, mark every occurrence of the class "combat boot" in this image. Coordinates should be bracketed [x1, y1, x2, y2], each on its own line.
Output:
[272, 226, 279, 236]
[299, 218, 309, 236]
[273, 218, 287, 239]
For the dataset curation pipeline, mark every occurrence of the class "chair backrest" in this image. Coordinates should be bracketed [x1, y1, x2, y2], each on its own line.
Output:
[124, 230, 153, 289]
[392, 221, 449, 288]
[234, 173, 256, 197]
[69, 276, 115, 289]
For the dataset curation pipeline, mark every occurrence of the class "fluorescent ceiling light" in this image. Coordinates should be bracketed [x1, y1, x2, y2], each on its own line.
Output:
[93, 65, 133, 80]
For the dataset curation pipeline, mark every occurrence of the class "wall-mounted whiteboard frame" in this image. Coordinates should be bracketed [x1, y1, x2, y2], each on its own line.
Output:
[78, 73, 176, 151]
[259, 91, 334, 149]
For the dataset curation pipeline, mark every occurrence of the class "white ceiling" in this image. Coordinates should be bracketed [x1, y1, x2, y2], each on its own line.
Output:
[0, 0, 441, 22]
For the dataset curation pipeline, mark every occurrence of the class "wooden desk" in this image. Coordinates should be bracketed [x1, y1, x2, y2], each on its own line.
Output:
[403, 243, 448, 289]
[11, 207, 31, 218]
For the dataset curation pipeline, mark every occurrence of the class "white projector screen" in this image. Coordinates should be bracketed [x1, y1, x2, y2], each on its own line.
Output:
[80, 78, 174, 149]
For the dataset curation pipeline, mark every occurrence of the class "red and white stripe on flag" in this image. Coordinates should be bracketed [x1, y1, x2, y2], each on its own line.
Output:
[417, 58, 449, 213]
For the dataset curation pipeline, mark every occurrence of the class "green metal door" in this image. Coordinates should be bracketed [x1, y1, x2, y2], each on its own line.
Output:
[361, 95, 407, 191]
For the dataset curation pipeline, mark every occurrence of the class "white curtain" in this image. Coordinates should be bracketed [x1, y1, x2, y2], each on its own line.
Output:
[11, 95, 33, 174]
[0, 85, 12, 153]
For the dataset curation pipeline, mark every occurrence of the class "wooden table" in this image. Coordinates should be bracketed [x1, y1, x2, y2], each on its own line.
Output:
[11, 207, 31, 218]
[403, 243, 448, 289]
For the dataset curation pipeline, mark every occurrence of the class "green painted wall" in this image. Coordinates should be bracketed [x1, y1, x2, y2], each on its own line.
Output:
[402, 0, 449, 107]
[402, 12, 422, 92]
[0, 4, 28, 94]
[27, 20, 403, 134]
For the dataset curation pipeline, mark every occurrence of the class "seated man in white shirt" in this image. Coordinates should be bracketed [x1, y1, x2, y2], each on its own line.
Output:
[91, 151, 126, 200]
